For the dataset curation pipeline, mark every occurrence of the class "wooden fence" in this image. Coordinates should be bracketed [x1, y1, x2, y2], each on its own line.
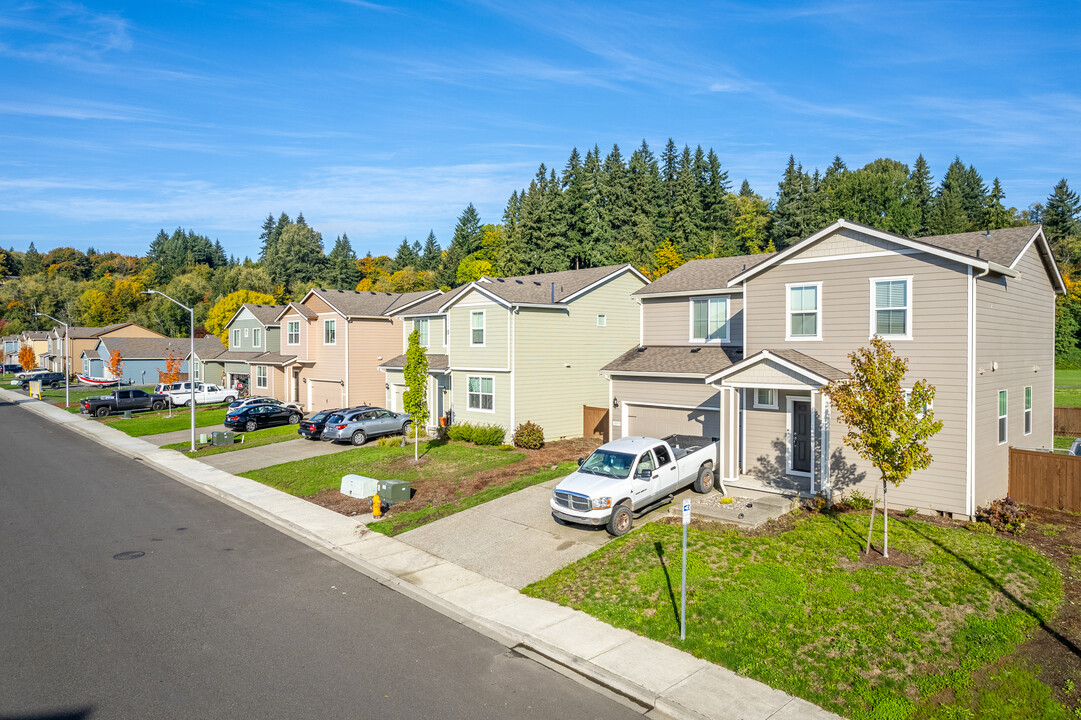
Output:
[1054, 406, 1081, 435]
[1008, 447, 1081, 511]
[583, 405, 609, 443]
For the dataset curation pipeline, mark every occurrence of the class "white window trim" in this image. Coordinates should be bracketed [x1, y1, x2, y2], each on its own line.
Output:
[323, 319, 336, 345]
[443, 318, 449, 348]
[785, 281, 822, 341]
[256, 365, 268, 389]
[252, 328, 262, 348]
[232, 329, 240, 347]
[414, 318, 429, 348]
[286, 320, 300, 346]
[466, 374, 495, 413]
[689, 296, 730, 344]
[597, 314, 607, 327]
[998, 389, 1008, 445]
[753, 388, 778, 409]
[1024, 385, 1032, 436]
[244, 328, 249, 338]
[869, 275, 913, 341]
[470, 310, 486, 347]
[904, 388, 932, 418]
[194, 362, 201, 381]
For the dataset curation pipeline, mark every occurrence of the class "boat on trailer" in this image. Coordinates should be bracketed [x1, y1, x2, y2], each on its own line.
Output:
[76, 374, 119, 386]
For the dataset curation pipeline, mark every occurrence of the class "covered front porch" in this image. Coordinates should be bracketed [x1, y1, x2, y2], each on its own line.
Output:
[707, 349, 849, 499]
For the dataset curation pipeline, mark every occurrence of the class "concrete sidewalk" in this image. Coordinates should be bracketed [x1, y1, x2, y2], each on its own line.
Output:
[142, 423, 228, 446]
[1, 389, 839, 720]
[202, 437, 357, 474]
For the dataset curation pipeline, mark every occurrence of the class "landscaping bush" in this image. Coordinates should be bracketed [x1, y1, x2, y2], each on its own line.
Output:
[445, 421, 505, 446]
[512, 421, 544, 449]
[966, 521, 996, 535]
[445, 423, 474, 443]
[376, 435, 403, 447]
[904, 507, 918, 517]
[976, 497, 1031, 535]
[846, 489, 874, 511]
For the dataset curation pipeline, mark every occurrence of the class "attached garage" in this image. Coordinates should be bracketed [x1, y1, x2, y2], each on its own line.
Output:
[624, 403, 720, 440]
[308, 379, 343, 413]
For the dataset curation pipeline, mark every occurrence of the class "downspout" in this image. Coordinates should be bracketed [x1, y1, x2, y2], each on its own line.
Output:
[968, 261, 991, 518]
[510, 305, 516, 432]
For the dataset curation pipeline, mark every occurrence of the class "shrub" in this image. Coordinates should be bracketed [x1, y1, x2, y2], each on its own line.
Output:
[512, 421, 544, 449]
[376, 435, 403, 447]
[445, 423, 474, 443]
[846, 489, 874, 511]
[965, 521, 996, 535]
[904, 507, 918, 518]
[446, 422, 505, 446]
[976, 496, 1031, 536]
[498, 444, 516, 451]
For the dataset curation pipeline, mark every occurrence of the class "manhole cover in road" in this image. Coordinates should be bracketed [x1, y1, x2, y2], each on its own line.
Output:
[113, 551, 145, 560]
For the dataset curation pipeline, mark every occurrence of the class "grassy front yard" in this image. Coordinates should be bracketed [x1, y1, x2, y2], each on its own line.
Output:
[162, 423, 300, 457]
[525, 512, 1066, 719]
[102, 406, 228, 436]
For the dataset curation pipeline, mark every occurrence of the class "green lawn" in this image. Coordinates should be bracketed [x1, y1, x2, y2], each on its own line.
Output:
[103, 406, 228, 436]
[1055, 369, 1081, 387]
[524, 514, 1064, 720]
[368, 460, 578, 536]
[1055, 435, 1074, 450]
[163, 423, 301, 457]
[240, 441, 523, 497]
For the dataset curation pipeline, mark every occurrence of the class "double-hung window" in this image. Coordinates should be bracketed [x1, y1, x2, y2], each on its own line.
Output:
[252, 328, 261, 348]
[1024, 386, 1032, 435]
[256, 365, 267, 389]
[232, 329, 241, 348]
[786, 283, 821, 340]
[470, 311, 485, 346]
[194, 362, 201, 381]
[287, 321, 300, 345]
[998, 390, 1008, 444]
[324, 319, 336, 345]
[467, 376, 494, 411]
[872, 277, 911, 339]
[691, 297, 728, 343]
[414, 318, 429, 347]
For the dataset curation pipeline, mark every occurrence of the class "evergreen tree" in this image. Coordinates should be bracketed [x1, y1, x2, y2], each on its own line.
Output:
[561, 148, 589, 269]
[960, 163, 989, 229]
[259, 212, 290, 262]
[419, 231, 441, 272]
[499, 189, 529, 277]
[928, 184, 968, 235]
[597, 144, 631, 265]
[392, 237, 419, 271]
[986, 178, 1013, 230]
[772, 155, 813, 248]
[1044, 178, 1081, 244]
[452, 203, 483, 256]
[263, 219, 327, 292]
[701, 149, 732, 241]
[908, 155, 934, 236]
[326, 233, 361, 289]
[661, 138, 679, 208]
[624, 141, 664, 268]
[670, 146, 705, 256]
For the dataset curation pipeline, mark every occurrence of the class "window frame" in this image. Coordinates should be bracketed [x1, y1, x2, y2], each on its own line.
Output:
[252, 327, 262, 348]
[998, 389, 1008, 445]
[466, 374, 494, 412]
[470, 310, 486, 347]
[414, 318, 429, 347]
[689, 295, 730, 344]
[1024, 385, 1032, 436]
[286, 320, 300, 346]
[785, 281, 822, 341]
[193, 362, 201, 381]
[323, 319, 336, 345]
[754, 388, 778, 409]
[597, 314, 607, 327]
[232, 328, 241, 348]
[869, 276, 913, 341]
[256, 365, 267, 389]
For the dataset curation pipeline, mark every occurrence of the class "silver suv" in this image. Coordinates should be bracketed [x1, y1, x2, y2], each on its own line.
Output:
[321, 406, 412, 446]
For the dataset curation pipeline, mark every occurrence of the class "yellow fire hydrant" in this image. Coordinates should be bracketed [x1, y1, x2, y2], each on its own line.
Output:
[372, 493, 382, 518]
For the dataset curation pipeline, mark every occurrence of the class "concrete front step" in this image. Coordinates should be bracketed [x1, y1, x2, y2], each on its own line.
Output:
[669, 490, 797, 529]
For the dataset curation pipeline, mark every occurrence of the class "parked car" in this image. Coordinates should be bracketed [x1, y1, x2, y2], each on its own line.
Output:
[297, 409, 342, 440]
[13, 368, 48, 381]
[165, 382, 236, 406]
[321, 406, 412, 446]
[82, 388, 168, 417]
[20, 371, 66, 389]
[2, 363, 21, 373]
[551, 434, 719, 536]
[227, 396, 302, 413]
[225, 403, 302, 432]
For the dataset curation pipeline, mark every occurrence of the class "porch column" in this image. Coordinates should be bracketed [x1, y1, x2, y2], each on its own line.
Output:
[821, 394, 831, 498]
[810, 389, 817, 494]
[730, 386, 740, 481]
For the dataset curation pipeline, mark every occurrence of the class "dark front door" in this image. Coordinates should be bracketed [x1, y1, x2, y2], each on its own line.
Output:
[791, 400, 812, 473]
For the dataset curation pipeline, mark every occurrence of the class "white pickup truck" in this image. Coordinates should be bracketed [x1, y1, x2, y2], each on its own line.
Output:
[165, 382, 236, 406]
[551, 434, 720, 536]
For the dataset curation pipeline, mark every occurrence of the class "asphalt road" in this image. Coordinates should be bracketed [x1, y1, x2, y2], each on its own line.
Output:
[0, 401, 639, 720]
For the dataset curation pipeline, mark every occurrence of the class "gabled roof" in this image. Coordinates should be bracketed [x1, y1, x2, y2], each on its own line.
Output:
[705, 349, 847, 385]
[96, 337, 191, 360]
[304, 288, 440, 318]
[602, 345, 744, 378]
[727, 219, 1064, 293]
[634, 254, 775, 297]
[393, 285, 468, 317]
[190, 336, 227, 359]
[22, 331, 50, 340]
[440, 264, 647, 312]
[225, 304, 287, 329]
[81, 349, 100, 360]
[276, 301, 317, 321]
[385, 290, 444, 314]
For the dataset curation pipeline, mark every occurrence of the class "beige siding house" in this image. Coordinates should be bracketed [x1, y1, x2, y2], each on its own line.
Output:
[604, 220, 1062, 520]
[382, 265, 648, 441]
[43, 323, 165, 376]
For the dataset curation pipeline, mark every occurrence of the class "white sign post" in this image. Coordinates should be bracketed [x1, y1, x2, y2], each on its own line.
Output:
[681, 498, 690, 640]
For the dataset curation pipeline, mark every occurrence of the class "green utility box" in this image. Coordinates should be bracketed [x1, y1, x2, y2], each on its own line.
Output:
[376, 479, 411, 503]
[211, 431, 235, 446]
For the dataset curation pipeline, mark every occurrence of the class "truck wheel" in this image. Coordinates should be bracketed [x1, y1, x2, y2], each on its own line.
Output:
[606, 504, 633, 537]
[245, 420, 258, 432]
[224, 396, 235, 403]
[95, 406, 109, 418]
[694, 466, 714, 493]
[152, 401, 164, 411]
[351, 430, 367, 446]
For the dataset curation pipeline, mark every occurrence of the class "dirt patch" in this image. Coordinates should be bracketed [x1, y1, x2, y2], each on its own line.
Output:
[305, 437, 601, 517]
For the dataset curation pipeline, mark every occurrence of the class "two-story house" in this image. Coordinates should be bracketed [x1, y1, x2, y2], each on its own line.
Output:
[45, 323, 165, 375]
[18, 331, 50, 369]
[2, 334, 20, 366]
[275, 288, 440, 412]
[382, 265, 648, 441]
[604, 220, 1062, 520]
[192, 304, 292, 394]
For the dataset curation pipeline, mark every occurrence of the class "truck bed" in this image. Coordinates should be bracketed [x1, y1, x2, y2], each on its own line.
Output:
[663, 434, 718, 460]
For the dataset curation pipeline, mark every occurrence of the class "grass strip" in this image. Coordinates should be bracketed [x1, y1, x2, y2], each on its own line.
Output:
[103, 406, 228, 436]
[162, 424, 301, 457]
[368, 460, 577, 536]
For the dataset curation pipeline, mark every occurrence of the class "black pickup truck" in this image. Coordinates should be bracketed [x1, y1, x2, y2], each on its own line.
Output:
[82, 388, 168, 417]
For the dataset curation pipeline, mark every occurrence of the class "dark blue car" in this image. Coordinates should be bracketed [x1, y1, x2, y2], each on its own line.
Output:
[225, 403, 302, 432]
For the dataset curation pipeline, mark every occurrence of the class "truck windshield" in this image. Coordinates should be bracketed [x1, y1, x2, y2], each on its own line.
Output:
[579, 450, 635, 479]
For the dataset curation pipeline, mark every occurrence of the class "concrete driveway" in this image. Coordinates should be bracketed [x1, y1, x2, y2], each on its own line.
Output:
[396, 477, 674, 589]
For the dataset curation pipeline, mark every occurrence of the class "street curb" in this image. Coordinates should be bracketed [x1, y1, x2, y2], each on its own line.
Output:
[2, 390, 839, 720]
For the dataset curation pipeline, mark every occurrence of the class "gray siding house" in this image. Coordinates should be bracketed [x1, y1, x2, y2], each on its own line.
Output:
[83, 336, 225, 386]
[604, 220, 1062, 520]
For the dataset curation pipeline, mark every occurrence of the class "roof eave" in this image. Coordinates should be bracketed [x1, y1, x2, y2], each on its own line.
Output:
[602, 370, 710, 379]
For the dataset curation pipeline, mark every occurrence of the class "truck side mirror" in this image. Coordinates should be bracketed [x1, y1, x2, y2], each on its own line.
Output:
[639, 468, 652, 479]
[577, 458, 584, 467]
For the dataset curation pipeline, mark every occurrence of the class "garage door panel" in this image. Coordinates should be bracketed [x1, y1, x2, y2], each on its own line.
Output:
[626, 405, 720, 440]
[309, 381, 341, 413]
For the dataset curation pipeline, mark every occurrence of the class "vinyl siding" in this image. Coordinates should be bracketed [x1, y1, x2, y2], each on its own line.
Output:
[745, 227, 970, 515]
[447, 291, 509, 369]
[405, 315, 446, 354]
[723, 358, 820, 386]
[973, 242, 1056, 504]
[266, 327, 281, 354]
[280, 310, 307, 360]
[227, 309, 267, 352]
[743, 390, 815, 487]
[641, 294, 745, 346]
[449, 370, 511, 437]
[346, 317, 402, 408]
[385, 367, 450, 425]
[514, 272, 645, 438]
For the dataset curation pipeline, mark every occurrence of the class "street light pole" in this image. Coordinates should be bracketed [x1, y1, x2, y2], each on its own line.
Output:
[142, 290, 196, 452]
[33, 312, 68, 408]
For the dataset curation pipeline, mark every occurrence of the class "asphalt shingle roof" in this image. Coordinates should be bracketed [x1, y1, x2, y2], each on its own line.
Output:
[241, 304, 288, 327]
[762, 349, 849, 382]
[915, 225, 1041, 267]
[471, 265, 638, 305]
[280, 301, 317, 320]
[635, 254, 775, 296]
[602, 345, 744, 376]
[310, 288, 439, 317]
[393, 285, 466, 316]
[379, 353, 449, 371]
[97, 337, 191, 359]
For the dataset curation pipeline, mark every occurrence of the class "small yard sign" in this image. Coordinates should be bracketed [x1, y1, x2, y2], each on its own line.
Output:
[682, 498, 691, 525]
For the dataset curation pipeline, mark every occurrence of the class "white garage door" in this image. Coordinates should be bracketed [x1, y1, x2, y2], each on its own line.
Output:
[626, 405, 720, 440]
[308, 380, 342, 413]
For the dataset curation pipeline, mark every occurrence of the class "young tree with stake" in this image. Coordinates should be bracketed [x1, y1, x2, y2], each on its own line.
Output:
[402, 328, 429, 462]
[823, 336, 942, 557]
[18, 343, 36, 372]
[106, 350, 124, 384]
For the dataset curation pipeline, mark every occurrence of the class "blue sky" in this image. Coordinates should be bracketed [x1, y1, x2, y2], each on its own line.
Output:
[1, 1, 1079, 259]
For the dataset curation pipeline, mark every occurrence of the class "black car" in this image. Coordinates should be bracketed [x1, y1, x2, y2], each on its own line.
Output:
[225, 403, 302, 432]
[297, 409, 341, 440]
[21, 371, 66, 389]
[2, 363, 21, 373]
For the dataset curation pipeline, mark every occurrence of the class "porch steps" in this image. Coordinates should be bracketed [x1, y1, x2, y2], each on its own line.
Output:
[669, 491, 798, 529]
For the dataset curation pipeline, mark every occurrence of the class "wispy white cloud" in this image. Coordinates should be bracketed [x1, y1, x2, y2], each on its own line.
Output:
[0, 98, 162, 122]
